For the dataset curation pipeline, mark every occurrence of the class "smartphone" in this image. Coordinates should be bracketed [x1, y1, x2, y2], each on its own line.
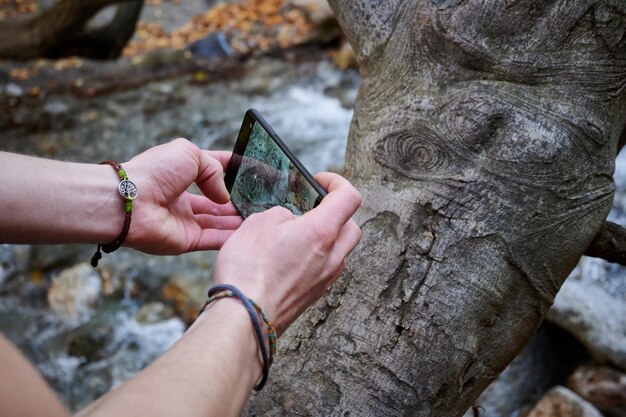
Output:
[224, 109, 327, 218]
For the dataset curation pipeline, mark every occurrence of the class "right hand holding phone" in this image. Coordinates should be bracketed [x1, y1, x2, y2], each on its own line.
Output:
[214, 172, 362, 335]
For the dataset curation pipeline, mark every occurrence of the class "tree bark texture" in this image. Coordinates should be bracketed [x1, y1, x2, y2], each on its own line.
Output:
[0, 0, 143, 60]
[247, 1, 626, 416]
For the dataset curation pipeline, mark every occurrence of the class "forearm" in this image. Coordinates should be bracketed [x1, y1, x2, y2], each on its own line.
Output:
[0, 152, 122, 244]
[77, 299, 261, 417]
[0, 334, 69, 417]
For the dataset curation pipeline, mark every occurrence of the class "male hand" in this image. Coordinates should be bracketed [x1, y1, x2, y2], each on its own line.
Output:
[214, 172, 362, 334]
[123, 138, 243, 255]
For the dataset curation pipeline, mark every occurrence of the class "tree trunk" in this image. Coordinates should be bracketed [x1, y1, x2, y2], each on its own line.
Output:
[247, 1, 626, 416]
[0, 0, 143, 60]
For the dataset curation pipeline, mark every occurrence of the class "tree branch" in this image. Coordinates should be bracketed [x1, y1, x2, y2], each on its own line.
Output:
[585, 220, 626, 265]
[0, 0, 143, 60]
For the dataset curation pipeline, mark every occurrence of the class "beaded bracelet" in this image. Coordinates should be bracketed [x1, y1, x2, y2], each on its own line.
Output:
[198, 284, 277, 390]
[91, 161, 138, 267]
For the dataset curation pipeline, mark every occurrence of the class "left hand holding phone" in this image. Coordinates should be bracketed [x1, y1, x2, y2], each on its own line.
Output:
[214, 172, 362, 335]
[122, 138, 243, 255]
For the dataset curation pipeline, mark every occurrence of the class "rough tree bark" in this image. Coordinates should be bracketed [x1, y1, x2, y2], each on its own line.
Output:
[247, 1, 626, 416]
[0, 0, 143, 59]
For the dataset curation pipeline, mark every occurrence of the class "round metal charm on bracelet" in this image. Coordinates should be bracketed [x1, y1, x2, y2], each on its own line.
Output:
[119, 179, 138, 200]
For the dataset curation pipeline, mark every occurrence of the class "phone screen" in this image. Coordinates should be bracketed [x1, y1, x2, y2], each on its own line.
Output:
[225, 109, 326, 219]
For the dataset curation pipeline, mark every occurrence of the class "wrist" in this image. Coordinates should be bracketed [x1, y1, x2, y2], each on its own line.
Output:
[189, 298, 263, 389]
[213, 277, 280, 335]
[67, 162, 126, 244]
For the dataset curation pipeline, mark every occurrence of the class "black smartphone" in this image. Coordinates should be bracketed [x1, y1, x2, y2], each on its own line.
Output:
[224, 109, 327, 218]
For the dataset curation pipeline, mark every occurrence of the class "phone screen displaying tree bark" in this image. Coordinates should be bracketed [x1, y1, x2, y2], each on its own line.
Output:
[226, 111, 325, 219]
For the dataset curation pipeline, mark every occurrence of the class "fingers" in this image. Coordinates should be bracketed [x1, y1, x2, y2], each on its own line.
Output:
[330, 260, 346, 283]
[196, 150, 230, 204]
[195, 213, 243, 230]
[324, 219, 362, 278]
[303, 172, 362, 234]
[194, 229, 237, 251]
[334, 219, 362, 259]
[146, 140, 232, 205]
[188, 193, 239, 216]
[205, 150, 232, 171]
[243, 206, 296, 227]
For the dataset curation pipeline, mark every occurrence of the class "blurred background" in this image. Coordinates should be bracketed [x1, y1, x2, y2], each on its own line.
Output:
[0, 1, 623, 416]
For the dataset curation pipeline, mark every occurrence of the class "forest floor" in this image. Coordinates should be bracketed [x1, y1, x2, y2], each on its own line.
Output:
[0, 0, 348, 99]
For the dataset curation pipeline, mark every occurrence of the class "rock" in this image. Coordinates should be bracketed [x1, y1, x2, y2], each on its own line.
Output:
[0, 244, 31, 285]
[569, 256, 626, 308]
[30, 244, 90, 271]
[136, 302, 174, 324]
[527, 386, 603, 417]
[104, 100, 127, 117]
[48, 263, 101, 322]
[5, 82, 24, 97]
[331, 40, 357, 70]
[68, 324, 113, 361]
[169, 274, 211, 306]
[127, 266, 170, 301]
[289, 0, 334, 25]
[236, 58, 291, 94]
[69, 361, 113, 411]
[567, 365, 626, 417]
[19, 280, 49, 307]
[158, 83, 174, 95]
[323, 65, 360, 108]
[99, 267, 124, 297]
[188, 32, 235, 59]
[289, 0, 340, 45]
[546, 279, 626, 370]
[162, 281, 199, 325]
[43, 99, 69, 116]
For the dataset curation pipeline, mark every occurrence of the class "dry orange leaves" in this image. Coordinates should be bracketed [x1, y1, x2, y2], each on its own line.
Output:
[123, 0, 317, 57]
[3, 0, 327, 82]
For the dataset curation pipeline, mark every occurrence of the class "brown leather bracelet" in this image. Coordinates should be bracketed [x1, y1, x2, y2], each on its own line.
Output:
[90, 161, 138, 267]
